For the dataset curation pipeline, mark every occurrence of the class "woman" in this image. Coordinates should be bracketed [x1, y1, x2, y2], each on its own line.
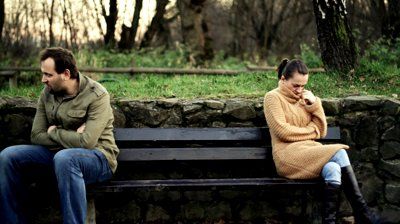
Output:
[263, 59, 380, 224]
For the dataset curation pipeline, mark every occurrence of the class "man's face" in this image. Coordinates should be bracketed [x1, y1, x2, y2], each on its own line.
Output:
[282, 72, 309, 97]
[41, 58, 65, 94]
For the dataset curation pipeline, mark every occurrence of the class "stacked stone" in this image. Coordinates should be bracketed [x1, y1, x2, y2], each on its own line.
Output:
[1, 96, 399, 223]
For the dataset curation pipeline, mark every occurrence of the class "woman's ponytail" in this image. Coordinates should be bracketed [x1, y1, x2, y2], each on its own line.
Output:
[277, 58, 289, 79]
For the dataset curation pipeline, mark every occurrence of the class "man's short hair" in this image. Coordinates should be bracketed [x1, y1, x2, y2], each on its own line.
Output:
[40, 47, 79, 79]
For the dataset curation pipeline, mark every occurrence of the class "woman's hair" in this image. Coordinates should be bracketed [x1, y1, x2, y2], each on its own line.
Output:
[277, 58, 308, 80]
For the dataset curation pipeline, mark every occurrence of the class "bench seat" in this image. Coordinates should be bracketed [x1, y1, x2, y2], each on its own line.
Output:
[86, 127, 341, 223]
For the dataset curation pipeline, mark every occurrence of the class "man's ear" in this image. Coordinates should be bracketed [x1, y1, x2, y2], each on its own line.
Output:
[63, 69, 71, 80]
[280, 75, 286, 81]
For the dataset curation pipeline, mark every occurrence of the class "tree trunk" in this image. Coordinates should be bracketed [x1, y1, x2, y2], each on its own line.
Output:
[103, 0, 118, 46]
[48, 0, 55, 46]
[177, 0, 214, 64]
[382, 0, 400, 40]
[118, 0, 143, 50]
[0, 0, 4, 42]
[312, 0, 357, 75]
[140, 0, 169, 48]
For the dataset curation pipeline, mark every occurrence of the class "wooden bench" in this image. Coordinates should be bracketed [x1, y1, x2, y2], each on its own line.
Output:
[0, 71, 18, 88]
[86, 127, 341, 223]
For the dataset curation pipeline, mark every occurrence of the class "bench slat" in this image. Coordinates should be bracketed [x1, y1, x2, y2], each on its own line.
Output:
[90, 177, 322, 192]
[117, 147, 270, 161]
[115, 127, 267, 142]
[114, 127, 340, 143]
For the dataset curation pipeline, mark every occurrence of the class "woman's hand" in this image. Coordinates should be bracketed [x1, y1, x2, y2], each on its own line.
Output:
[302, 90, 316, 105]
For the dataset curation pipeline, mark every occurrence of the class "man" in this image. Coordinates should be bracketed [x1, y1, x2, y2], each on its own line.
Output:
[0, 47, 119, 224]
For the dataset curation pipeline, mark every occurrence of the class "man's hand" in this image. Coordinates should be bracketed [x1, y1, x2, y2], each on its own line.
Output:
[77, 123, 86, 133]
[47, 125, 57, 134]
[302, 90, 316, 105]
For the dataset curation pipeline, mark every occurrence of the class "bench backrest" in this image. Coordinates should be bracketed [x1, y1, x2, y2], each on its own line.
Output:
[114, 127, 341, 162]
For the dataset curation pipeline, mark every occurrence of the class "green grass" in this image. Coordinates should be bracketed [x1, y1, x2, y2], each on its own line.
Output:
[1, 71, 398, 100]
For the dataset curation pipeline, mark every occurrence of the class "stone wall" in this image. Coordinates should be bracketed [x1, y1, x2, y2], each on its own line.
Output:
[0, 96, 399, 223]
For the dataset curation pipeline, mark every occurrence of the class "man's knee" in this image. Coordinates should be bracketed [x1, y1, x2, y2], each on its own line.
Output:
[54, 150, 73, 167]
[53, 149, 82, 176]
[0, 146, 26, 168]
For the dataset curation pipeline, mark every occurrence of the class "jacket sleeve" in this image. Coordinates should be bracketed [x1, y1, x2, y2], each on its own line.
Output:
[264, 93, 320, 142]
[31, 91, 59, 146]
[48, 93, 112, 149]
[303, 97, 327, 138]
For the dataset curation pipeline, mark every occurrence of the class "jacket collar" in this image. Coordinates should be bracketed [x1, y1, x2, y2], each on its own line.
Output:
[77, 72, 85, 93]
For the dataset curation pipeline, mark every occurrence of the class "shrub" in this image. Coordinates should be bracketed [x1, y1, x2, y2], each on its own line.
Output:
[298, 44, 323, 68]
[355, 38, 400, 84]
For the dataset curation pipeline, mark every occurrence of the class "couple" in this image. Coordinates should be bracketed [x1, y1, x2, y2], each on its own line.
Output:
[0, 47, 379, 224]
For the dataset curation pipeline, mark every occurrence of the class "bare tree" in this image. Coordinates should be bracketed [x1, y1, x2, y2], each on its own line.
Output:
[140, 0, 169, 48]
[177, 0, 214, 64]
[118, 0, 143, 50]
[42, 0, 55, 46]
[90, 0, 105, 41]
[0, 0, 4, 42]
[99, 0, 118, 45]
[312, 0, 357, 74]
[231, 0, 315, 60]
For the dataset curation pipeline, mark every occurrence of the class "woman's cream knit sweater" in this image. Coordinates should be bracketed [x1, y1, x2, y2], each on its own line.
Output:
[263, 81, 349, 179]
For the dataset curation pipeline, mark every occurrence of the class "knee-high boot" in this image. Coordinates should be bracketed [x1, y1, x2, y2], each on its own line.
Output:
[323, 183, 341, 224]
[341, 166, 381, 224]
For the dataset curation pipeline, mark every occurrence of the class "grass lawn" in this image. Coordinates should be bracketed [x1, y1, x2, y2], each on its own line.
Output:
[0, 71, 398, 100]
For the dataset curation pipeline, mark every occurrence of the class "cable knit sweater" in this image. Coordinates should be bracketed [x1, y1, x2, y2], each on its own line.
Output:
[263, 81, 349, 179]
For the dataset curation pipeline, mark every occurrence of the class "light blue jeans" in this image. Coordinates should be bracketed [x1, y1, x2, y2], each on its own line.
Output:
[321, 149, 350, 185]
[0, 145, 113, 224]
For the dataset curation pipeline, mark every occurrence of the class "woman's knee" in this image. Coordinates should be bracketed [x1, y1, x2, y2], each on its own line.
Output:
[322, 162, 341, 185]
[331, 149, 351, 167]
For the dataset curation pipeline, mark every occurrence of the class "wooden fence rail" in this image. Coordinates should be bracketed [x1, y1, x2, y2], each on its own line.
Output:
[0, 66, 325, 89]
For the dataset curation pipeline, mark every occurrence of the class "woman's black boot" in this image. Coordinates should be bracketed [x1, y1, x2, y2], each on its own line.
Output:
[341, 165, 381, 224]
[323, 183, 341, 224]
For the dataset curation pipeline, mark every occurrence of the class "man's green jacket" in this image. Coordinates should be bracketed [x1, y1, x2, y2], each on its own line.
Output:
[31, 73, 119, 173]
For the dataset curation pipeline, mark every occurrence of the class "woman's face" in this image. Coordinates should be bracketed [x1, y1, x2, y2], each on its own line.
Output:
[281, 72, 309, 97]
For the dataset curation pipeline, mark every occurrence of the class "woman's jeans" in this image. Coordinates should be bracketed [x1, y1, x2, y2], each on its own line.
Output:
[321, 149, 351, 185]
[0, 145, 113, 224]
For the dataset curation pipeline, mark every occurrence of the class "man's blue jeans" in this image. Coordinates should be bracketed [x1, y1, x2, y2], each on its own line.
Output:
[0, 145, 113, 224]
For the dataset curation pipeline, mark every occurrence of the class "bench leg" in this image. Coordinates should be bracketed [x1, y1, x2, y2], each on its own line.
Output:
[86, 197, 96, 224]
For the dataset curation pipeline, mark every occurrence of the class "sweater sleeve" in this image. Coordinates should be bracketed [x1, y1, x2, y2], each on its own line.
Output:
[264, 92, 319, 142]
[303, 97, 327, 138]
